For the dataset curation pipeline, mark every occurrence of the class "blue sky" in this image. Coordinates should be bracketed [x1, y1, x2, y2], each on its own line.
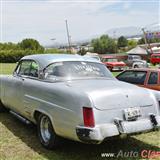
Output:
[1, 0, 159, 46]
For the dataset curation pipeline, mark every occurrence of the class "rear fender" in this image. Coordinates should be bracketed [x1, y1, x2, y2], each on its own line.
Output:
[33, 109, 57, 132]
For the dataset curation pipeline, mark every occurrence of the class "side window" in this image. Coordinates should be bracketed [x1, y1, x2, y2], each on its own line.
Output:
[30, 61, 39, 77]
[18, 61, 32, 76]
[117, 71, 147, 85]
[17, 60, 39, 78]
[148, 72, 158, 85]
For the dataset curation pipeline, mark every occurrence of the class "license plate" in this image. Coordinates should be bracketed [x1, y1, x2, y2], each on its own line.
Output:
[124, 107, 141, 120]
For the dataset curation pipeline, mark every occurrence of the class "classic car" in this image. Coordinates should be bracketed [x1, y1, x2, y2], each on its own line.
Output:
[150, 53, 160, 65]
[116, 68, 160, 91]
[0, 54, 160, 149]
[127, 55, 148, 68]
[101, 55, 126, 71]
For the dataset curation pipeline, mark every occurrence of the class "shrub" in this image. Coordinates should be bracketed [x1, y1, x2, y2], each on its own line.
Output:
[0, 50, 43, 63]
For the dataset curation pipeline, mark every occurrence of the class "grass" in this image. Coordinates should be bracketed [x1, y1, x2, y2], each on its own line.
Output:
[0, 63, 17, 75]
[0, 113, 159, 160]
[0, 63, 160, 160]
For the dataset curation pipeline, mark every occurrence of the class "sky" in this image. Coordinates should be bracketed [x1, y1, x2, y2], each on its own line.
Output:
[0, 0, 160, 46]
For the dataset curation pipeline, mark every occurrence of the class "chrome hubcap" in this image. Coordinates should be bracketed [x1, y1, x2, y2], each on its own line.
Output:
[40, 116, 51, 143]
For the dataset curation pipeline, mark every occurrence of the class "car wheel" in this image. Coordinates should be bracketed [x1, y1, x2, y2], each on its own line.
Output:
[153, 63, 156, 66]
[134, 65, 139, 68]
[37, 114, 60, 149]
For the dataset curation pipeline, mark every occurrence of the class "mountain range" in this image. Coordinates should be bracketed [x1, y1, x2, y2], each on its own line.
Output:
[105, 26, 143, 38]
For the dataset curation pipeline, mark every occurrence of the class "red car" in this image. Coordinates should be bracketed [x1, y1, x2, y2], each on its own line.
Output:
[101, 56, 126, 71]
[150, 53, 160, 65]
[116, 68, 160, 91]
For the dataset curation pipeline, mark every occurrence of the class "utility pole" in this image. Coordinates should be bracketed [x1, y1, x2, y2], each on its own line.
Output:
[113, 30, 116, 40]
[65, 20, 71, 53]
[141, 28, 148, 45]
[141, 28, 153, 54]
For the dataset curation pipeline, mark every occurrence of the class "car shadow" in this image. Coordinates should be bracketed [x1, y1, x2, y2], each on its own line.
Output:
[0, 113, 159, 160]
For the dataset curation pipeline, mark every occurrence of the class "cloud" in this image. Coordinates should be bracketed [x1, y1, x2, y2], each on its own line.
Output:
[1, 0, 159, 45]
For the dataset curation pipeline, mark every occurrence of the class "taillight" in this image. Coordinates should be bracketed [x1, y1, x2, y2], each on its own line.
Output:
[83, 107, 95, 127]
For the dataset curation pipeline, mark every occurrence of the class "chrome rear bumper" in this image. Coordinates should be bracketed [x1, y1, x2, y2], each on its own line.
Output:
[76, 115, 160, 143]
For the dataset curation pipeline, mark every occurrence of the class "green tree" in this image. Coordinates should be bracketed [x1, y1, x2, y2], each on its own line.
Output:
[19, 38, 44, 51]
[128, 40, 137, 49]
[117, 36, 128, 48]
[78, 47, 87, 55]
[138, 37, 160, 45]
[0, 42, 20, 50]
[91, 35, 117, 54]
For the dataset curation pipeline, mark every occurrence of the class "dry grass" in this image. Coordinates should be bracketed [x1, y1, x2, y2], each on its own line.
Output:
[0, 63, 17, 75]
[0, 113, 160, 160]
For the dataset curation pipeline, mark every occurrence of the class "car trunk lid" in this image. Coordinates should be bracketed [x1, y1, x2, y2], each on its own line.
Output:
[68, 79, 154, 110]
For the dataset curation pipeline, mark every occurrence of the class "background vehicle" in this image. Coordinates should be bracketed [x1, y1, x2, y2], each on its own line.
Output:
[116, 68, 160, 91]
[101, 56, 126, 71]
[127, 55, 148, 68]
[83, 52, 101, 61]
[150, 53, 160, 65]
[0, 54, 160, 149]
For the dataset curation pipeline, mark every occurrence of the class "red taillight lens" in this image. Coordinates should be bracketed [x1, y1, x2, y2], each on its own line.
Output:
[83, 107, 95, 127]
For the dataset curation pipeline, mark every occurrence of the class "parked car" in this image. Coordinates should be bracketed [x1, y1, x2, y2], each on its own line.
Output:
[83, 52, 101, 62]
[127, 55, 148, 68]
[150, 53, 160, 65]
[101, 56, 126, 71]
[0, 54, 160, 149]
[116, 68, 160, 91]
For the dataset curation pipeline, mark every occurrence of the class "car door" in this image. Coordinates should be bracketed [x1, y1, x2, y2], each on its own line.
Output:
[146, 71, 160, 91]
[9, 60, 32, 113]
[20, 61, 39, 118]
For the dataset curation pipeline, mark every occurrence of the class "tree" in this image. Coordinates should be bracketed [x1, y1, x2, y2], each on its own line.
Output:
[91, 35, 117, 54]
[138, 37, 160, 45]
[138, 38, 145, 44]
[19, 38, 44, 51]
[117, 36, 128, 48]
[128, 40, 137, 49]
[78, 47, 87, 55]
[0, 42, 20, 50]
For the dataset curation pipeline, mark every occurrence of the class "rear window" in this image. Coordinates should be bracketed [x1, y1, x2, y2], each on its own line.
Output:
[44, 61, 113, 81]
[117, 71, 147, 85]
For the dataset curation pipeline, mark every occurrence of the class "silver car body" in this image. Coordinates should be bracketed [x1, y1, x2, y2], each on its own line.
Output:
[0, 54, 160, 143]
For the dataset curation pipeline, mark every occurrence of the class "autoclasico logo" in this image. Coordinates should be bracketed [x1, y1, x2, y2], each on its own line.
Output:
[141, 150, 160, 159]
[101, 150, 160, 158]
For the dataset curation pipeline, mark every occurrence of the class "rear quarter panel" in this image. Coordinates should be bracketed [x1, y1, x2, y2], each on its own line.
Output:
[23, 79, 92, 141]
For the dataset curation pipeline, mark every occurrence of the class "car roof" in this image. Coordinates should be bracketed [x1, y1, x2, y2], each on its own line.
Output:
[21, 53, 101, 69]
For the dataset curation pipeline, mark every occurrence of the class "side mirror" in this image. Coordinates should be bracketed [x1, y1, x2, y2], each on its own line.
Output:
[13, 71, 17, 76]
